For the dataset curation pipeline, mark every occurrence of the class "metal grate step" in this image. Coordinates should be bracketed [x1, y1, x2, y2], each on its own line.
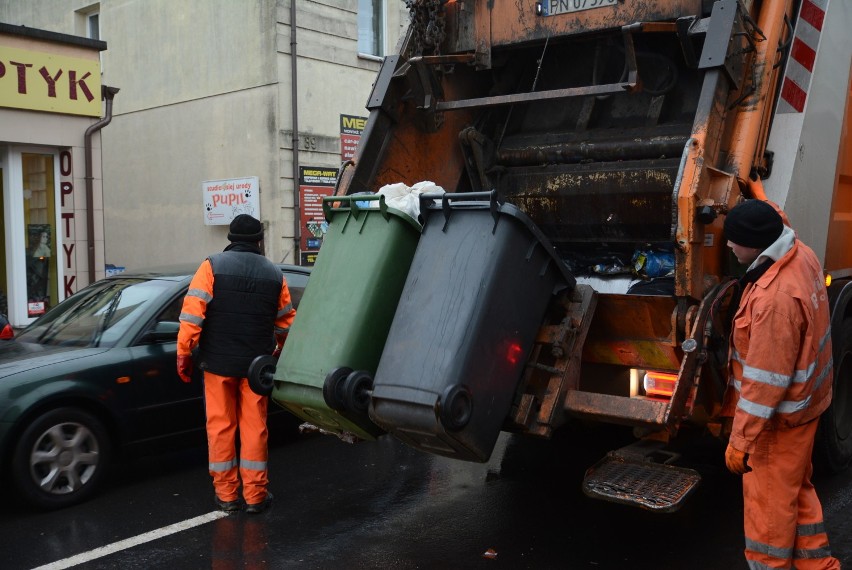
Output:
[582, 452, 701, 513]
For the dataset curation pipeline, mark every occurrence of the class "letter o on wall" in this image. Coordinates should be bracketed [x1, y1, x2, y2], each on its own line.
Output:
[60, 150, 72, 176]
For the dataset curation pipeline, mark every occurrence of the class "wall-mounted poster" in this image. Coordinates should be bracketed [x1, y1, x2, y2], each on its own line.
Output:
[202, 177, 260, 225]
[299, 166, 338, 266]
[340, 114, 366, 161]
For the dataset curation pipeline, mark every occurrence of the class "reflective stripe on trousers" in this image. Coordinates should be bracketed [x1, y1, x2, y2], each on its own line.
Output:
[742, 419, 840, 570]
[204, 371, 269, 504]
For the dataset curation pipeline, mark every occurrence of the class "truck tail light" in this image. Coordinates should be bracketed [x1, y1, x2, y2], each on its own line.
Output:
[643, 371, 678, 398]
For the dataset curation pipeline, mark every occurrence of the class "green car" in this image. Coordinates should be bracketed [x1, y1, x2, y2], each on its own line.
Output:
[0, 263, 310, 510]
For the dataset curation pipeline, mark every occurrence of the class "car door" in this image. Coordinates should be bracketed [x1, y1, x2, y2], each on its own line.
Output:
[125, 292, 206, 444]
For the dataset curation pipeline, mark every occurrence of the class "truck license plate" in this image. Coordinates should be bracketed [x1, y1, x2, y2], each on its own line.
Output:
[541, 0, 618, 17]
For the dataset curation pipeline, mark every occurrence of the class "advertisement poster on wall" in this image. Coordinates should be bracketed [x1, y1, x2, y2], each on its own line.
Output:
[202, 176, 260, 225]
[340, 114, 367, 161]
[299, 166, 339, 266]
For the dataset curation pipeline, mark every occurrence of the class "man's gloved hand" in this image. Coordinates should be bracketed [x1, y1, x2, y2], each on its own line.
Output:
[177, 354, 193, 383]
[725, 443, 751, 475]
[272, 332, 288, 358]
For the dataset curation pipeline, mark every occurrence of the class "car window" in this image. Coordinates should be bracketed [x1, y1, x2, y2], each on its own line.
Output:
[157, 294, 183, 324]
[134, 294, 184, 345]
[17, 278, 173, 348]
[284, 271, 310, 309]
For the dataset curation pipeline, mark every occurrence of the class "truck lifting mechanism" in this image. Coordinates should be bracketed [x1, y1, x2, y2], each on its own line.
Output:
[263, 0, 852, 512]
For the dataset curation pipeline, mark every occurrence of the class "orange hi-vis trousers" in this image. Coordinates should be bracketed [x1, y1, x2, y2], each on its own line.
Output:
[204, 371, 269, 505]
[743, 419, 840, 569]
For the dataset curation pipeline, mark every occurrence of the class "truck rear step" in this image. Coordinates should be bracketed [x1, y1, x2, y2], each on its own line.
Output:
[582, 442, 701, 513]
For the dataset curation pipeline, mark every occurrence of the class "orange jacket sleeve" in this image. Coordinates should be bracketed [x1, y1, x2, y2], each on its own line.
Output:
[729, 299, 801, 453]
[177, 259, 214, 356]
[745, 178, 792, 227]
[274, 276, 297, 342]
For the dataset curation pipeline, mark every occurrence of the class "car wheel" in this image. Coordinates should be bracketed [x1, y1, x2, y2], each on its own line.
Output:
[11, 408, 111, 510]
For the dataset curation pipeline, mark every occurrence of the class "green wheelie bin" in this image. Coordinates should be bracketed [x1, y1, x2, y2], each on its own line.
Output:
[270, 194, 421, 440]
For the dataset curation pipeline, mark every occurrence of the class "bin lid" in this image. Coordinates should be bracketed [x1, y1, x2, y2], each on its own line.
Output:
[421, 190, 576, 289]
[323, 194, 422, 233]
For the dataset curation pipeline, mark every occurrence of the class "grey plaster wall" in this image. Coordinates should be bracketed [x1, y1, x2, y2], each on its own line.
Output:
[2, 0, 409, 267]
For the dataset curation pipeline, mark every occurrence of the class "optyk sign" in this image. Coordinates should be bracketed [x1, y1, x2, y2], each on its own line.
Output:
[0, 44, 102, 117]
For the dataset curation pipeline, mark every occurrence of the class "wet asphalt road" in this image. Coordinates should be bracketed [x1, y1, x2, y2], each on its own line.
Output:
[2, 422, 851, 570]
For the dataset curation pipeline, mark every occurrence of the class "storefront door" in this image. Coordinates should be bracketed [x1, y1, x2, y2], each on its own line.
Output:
[2, 148, 62, 327]
[0, 166, 6, 318]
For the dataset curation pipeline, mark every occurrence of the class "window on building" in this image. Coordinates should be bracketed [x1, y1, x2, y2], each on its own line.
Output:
[75, 4, 100, 40]
[88, 12, 100, 40]
[358, 0, 385, 57]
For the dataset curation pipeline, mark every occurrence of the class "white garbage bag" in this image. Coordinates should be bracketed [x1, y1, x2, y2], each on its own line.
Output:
[376, 181, 445, 219]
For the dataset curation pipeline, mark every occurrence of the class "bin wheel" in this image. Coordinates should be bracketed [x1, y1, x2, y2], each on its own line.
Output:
[323, 367, 353, 411]
[343, 370, 373, 415]
[248, 355, 278, 396]
[440, 385, 473, 432]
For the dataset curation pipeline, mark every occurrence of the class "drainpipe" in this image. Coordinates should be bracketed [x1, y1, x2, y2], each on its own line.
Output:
[290, 0, 301, 264]
[84, 85, 120, 284]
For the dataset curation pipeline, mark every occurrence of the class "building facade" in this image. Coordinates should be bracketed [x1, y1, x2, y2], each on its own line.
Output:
[0, 0, 409, 285]
[0, 23, 108, 327]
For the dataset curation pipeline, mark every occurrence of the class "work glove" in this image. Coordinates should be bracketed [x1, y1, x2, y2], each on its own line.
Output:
[272, 332, 288, 358]
[177, 354, 194, 383]
[724, 443, 751, 475]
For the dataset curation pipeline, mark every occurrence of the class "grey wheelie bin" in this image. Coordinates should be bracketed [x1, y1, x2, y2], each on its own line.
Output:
[369, 190, 575, 460]
[271, 194, 421, 441]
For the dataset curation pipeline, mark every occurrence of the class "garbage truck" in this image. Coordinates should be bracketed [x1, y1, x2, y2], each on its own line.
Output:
[285, 0, 852, 511]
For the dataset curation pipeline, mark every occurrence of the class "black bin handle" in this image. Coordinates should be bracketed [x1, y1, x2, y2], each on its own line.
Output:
[419, 189, 501, 231]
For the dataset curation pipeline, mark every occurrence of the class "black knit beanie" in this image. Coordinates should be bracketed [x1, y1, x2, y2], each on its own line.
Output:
[228, 214, 264, 242]
[723, 200, 783, 249]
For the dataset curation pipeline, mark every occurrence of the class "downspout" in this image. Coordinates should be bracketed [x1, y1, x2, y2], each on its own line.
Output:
[290, 0, 301, 264]
[84, 85, 120, 284]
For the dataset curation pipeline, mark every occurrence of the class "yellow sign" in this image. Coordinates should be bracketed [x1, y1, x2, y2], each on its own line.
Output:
[0, 45, 102, 116]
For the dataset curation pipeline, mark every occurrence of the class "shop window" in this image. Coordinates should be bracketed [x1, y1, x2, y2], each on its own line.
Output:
[0, 170, 6, 317]
[358, 0, 385, 57]
[22, 154, 58, 318]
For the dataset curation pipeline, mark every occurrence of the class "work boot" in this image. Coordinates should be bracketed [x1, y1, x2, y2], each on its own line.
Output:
[245, 491, 273, 514]
[215, 495, 241, 512]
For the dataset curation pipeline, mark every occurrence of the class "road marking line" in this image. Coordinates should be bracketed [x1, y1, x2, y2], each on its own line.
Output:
[31, 511, 229, 570]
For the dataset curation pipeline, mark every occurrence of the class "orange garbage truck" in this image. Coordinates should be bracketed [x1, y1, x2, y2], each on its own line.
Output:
[315, 0, 852, 511]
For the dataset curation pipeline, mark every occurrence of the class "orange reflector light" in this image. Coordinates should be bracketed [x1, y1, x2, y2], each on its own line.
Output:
[825, 274, 832, 287]
[643, 371, 678, 397]
[116, 376, 131, 384]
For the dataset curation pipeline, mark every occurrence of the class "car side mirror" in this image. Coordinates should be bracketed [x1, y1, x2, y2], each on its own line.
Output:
[143, 321, 180, 343]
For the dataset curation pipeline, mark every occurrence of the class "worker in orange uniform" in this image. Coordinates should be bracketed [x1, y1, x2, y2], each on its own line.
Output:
[177, 214, 296, 514]
[722, 199, 839, 569]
